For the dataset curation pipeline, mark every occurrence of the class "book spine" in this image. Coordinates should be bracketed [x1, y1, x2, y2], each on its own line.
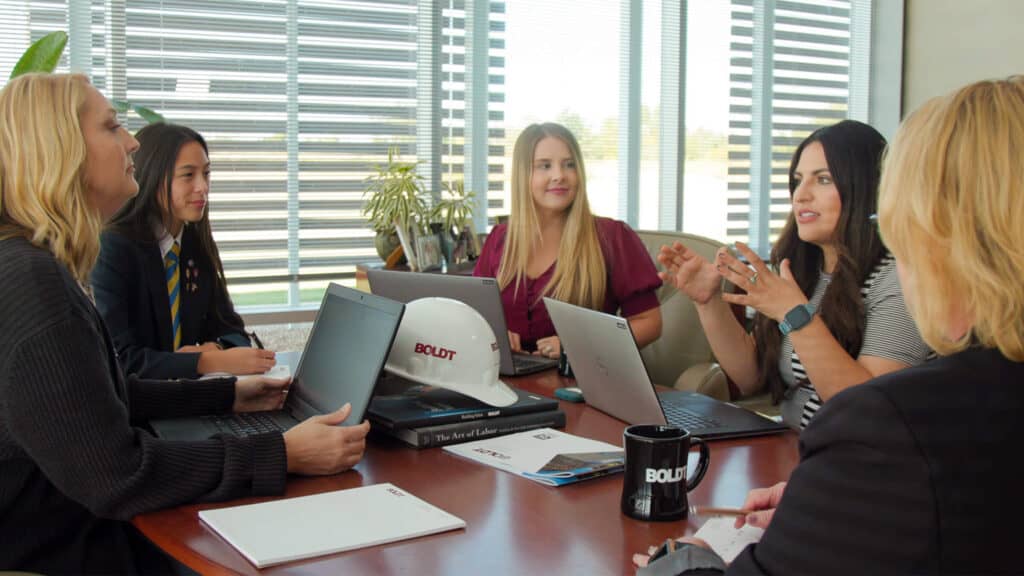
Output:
[393, 410, 566, 448]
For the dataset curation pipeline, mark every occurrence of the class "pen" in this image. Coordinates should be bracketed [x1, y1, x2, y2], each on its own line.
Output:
[690, 505, 751, 518]
[249, 331, 264, 350]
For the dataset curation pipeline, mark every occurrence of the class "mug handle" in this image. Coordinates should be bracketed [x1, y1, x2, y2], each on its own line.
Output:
[686, 436, 710, 492]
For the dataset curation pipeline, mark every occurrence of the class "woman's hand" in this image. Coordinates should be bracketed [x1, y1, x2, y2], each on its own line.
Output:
[633, 537, 712, 568]
[232, 374, 289, 412]
[533, 335, 561, 359]
[198, 347, 276, 375]
[716, 242, 808, 322]
[507, 331, 523, 353]
[734, 481, 787, 529]
[283, 403, 371, 476]
[657, 241, 722, 305]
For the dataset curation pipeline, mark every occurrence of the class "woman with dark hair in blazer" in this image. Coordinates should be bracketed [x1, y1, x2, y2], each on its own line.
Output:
[92, 123, 276, 379]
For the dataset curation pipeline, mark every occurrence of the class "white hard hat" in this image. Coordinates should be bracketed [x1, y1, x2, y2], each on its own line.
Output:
[385, 297, 518, 407]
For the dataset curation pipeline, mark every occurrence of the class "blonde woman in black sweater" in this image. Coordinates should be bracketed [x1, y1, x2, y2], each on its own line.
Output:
[0, 74, 369, 573]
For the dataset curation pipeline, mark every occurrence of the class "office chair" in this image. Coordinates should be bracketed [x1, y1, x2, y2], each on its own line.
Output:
[634, 230, 734, 401]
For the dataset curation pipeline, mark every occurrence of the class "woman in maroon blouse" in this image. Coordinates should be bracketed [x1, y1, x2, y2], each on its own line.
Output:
[474, 122, 662, 358]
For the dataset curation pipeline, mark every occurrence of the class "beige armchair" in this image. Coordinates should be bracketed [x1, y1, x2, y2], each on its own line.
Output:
[635, 230, 732, 401]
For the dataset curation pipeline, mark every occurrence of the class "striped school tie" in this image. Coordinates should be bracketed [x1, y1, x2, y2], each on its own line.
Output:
[165, 241, 182, 350]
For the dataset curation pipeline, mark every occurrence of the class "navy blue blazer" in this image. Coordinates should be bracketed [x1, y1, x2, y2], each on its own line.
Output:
[91, 227, 249, 379]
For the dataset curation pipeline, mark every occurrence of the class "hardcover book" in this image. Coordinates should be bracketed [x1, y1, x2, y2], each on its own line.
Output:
[368, 384, 558, 430]
[377, 408, 567, 448]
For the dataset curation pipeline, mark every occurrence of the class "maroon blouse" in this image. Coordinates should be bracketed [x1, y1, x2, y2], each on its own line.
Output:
[473, 217, 661, 351]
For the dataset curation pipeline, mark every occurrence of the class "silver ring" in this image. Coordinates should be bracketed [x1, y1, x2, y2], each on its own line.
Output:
[749, 271, 759, 285]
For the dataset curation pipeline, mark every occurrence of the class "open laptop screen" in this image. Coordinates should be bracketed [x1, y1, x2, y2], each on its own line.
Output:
[289, 284, 404, 426]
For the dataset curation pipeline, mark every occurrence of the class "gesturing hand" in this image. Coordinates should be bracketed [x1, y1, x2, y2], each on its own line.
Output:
[734, 481, 787, 529]
[233, 374, 289, 412]
[283, 403, 371, 476]
[656, 241, 722, 305]
[716, 242, 809, 323]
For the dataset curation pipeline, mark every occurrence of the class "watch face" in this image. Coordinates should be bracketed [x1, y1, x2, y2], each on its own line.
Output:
[786, 305, 812, 327]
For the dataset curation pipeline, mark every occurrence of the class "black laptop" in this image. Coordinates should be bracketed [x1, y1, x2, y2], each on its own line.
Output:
[151, 283, 404, 440]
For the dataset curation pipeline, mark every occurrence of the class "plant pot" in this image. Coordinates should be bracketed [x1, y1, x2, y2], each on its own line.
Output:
[374, 231, 406, 264]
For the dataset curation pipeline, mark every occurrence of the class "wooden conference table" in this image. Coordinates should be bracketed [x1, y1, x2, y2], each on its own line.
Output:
[133, 370, 799, 575]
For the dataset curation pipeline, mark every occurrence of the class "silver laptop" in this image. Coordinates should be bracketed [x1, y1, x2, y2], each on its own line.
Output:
[544, 297, 787, 440]
[151, 283, 405, 441]
[367, 268, 558, 376]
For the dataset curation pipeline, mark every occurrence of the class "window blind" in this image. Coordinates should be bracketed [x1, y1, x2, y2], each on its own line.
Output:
[0, 0, 505, 310]
[728, 0, 869, 254]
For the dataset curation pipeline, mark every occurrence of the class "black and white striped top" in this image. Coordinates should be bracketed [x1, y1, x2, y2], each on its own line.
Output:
[778, 254, 931, 429]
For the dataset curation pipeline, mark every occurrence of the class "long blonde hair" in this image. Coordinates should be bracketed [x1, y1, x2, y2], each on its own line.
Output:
[878, 76, 1024, 359]
[497, 123, 606, 310]
[0, 73, 100, 283]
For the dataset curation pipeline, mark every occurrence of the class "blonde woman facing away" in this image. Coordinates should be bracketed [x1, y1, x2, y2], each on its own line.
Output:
[0, 74, 369, 574]
[474, 123, 662, 359]
[635, 77, 1024, 576]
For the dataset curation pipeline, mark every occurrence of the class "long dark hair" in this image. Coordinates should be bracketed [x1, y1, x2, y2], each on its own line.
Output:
[754, 120, 888, 403]
[108, 123, 238, 330]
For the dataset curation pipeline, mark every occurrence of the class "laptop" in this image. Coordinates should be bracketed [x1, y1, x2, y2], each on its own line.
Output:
[544, 297, 787, 440]
[151, 283, 405, 441]
[366, 268, 558, 376]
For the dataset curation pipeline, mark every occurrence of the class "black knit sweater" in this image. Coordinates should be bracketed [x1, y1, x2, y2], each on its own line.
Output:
[0, 235, 287, 573]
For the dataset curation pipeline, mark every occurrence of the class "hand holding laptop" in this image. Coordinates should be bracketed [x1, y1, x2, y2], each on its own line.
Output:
[283, 403, 370, 476]
[233, 373, 291, 413]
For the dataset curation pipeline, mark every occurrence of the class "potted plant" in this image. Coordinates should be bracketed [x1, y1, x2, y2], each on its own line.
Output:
[362, 146, 431, 266]
[7, 31, 164, 122]
[430, 180, 479, 265]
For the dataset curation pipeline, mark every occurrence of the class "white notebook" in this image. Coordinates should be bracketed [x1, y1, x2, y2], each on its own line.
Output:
[198, 483, 466, 568]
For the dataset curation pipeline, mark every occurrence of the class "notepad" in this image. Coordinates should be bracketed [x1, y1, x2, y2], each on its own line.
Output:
[198, 483, 466, 568]
[693, 517, 764, 563]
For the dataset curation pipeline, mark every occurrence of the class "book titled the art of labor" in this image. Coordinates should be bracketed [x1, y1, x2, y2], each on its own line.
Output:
[442, 427, 624, 487]
[198, 483, 465, 568]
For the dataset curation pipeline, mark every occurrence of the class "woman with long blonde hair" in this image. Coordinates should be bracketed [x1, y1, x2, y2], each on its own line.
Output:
[474, 122, 662, 359]
[0, 74, 371, 573]
[635, 76, 1024, 575]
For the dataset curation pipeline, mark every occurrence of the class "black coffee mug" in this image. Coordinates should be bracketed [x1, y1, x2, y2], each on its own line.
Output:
[621, 425, 710, 522]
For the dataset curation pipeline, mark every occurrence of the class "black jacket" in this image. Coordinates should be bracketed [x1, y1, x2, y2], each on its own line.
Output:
[0, 236, 285, 574]
[91, 227, 249, 379]
[652, 346, 1024, 575]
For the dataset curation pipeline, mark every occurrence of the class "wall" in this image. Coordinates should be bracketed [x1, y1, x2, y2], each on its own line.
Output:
[902, 0, 1023, 115]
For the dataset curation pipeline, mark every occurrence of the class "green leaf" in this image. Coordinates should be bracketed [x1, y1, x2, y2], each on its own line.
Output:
[111, 99, 166, 124]
[10, 31, 68, 79]
[132, 105, 165, 124]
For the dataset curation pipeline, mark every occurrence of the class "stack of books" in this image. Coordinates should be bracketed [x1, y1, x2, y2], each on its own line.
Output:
[367, 385, 565, 448]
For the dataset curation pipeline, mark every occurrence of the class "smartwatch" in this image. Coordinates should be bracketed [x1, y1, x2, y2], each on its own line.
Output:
[779, 303, 816, 335]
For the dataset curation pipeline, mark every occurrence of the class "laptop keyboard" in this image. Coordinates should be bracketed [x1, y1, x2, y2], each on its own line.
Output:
[513, 354, 556, 370]
[661, 403, 722, 431]
[203, 412, 285, 437]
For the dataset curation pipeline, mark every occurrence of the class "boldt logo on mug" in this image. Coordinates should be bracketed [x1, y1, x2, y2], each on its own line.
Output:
[622, 425, 710, 521]
[645, 466, 685, 484]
